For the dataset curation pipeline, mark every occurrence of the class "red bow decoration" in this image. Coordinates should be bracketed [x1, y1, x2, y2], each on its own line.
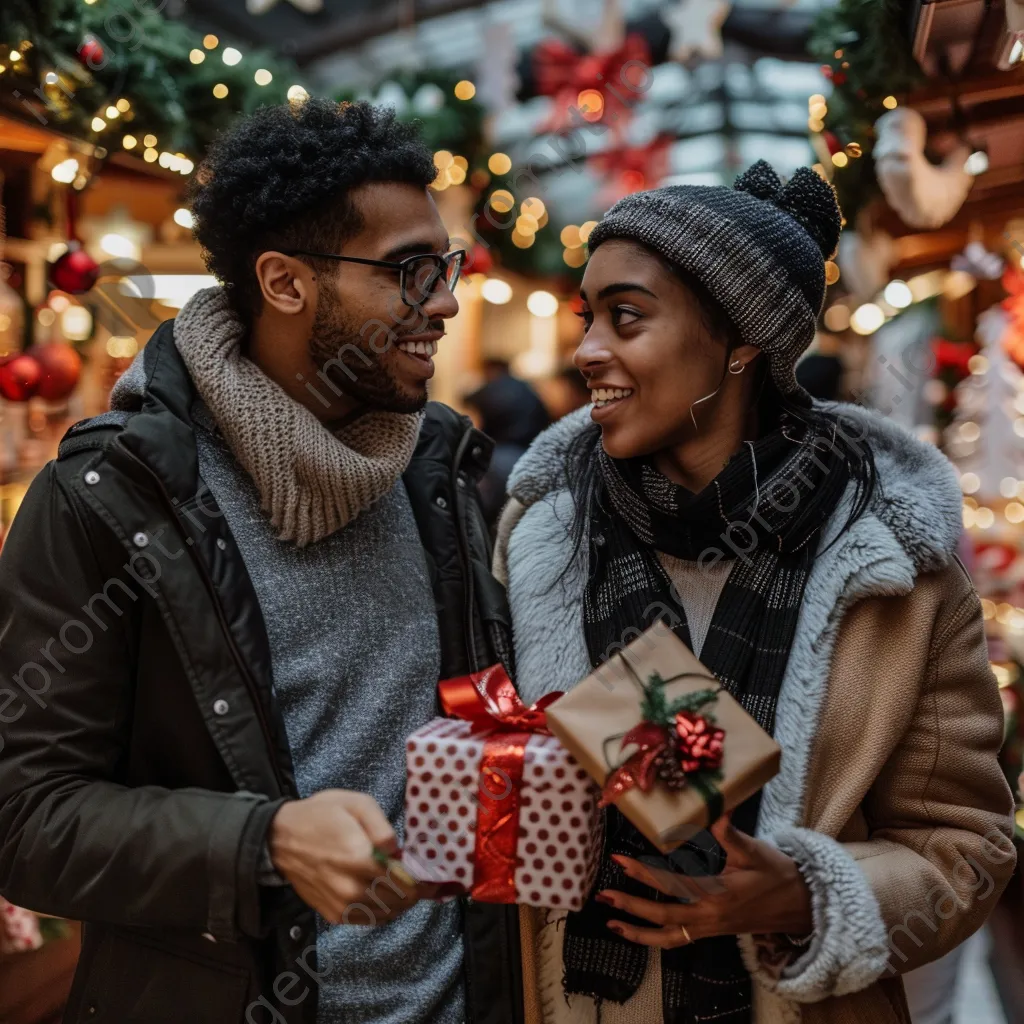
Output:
[437, 665, 562, 902]
[588, 135, 673, 203]
[598, 671, 724, 808]
[532, 33, 651, 134]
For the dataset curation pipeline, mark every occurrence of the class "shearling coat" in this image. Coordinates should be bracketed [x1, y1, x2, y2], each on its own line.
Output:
[494, 402, 1016, 1024]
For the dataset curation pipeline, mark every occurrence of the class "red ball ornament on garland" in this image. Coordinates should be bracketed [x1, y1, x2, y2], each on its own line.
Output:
[50, 245, 99, 295]
[78, 35, 105, 70]
[28, 343, 82, 402]
[0, 353, 43, 402]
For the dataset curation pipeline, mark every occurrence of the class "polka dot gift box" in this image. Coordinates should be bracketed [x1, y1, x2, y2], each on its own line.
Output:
[402, 668, 602, 911]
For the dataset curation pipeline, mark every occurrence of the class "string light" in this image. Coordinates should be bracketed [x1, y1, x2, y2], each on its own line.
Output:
[560, 225, 581, 247]
[481, 279, 513, 304]
[9, 50, 21, 62]
[254, 69, 272, 86]
[287, 85, 309, 103]
[489, 190, 515, 214]
[222, 47, 242, 66]
[189, 49, 205, 64]
[105, 105, 119, 119]
[203, 34, 219, 49]
[212, 83, 229, 99]
[51, 159, 79, 183]
[488, 153, 512, 175]
[91, 116, 106, 132]
[454, 80, 475, 100]
[143, 134, 157, 147]
[883, 95, 898, 109]
[527, 291, 559, 317]
[579, 220, 598, 243]
[122, 134, 137, 149]
[143, 148, 158, 163]
[173, 208, 194, 229]
[832, 151, 849, 168]
[116, 98, 130, 112]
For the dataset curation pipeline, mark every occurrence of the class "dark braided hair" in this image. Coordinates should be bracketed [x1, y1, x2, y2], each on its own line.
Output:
[187, 98, 436, 324]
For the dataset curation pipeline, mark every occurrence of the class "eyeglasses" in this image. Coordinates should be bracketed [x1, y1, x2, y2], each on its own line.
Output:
[284, 248, 466, 307]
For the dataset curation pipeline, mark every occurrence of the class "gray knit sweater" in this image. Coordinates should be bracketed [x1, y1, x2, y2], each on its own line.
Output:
[192, 402, 464, 1024]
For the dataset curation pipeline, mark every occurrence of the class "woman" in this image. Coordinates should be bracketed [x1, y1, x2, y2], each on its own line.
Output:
[493, 161, 1015, 1024]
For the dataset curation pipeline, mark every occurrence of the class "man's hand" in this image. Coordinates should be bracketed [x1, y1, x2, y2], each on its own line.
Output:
[596, 815, 813, 948]
[268, 789, 429, 926]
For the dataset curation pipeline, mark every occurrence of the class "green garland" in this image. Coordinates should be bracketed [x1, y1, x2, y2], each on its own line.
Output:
[807, 0, 925, 224]
[0, 0, 296, 160]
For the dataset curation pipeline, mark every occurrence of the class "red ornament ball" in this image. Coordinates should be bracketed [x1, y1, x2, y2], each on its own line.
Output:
[78, 36, 105, 69]
[832, 72, 848, 87]
[0, 354, 43, 403]
[673, 711, 725, 774]
[50, 246, 99, 295]
[28, 343, 82, 402]
[823, 131, 842, 156]
[464, 244, 493, 276]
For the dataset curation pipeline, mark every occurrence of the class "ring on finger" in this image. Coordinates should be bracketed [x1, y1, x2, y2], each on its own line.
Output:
[678, 924, 692, 944]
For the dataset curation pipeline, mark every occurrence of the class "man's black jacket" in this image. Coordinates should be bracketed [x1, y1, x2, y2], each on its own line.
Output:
[0, 322, 523, 1024]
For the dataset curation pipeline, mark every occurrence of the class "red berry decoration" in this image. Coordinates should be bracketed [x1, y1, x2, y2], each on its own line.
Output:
[832, 72, 847, 87]
[673, 711, 725, 774]
[78, 36, 105, 70]
[0, 353, 43, 402]
[29, 342, 82, 402]
[50, 245, 99, 295]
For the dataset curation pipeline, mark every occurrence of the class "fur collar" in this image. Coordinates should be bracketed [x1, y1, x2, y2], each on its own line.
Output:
[507, 401, 963, 576]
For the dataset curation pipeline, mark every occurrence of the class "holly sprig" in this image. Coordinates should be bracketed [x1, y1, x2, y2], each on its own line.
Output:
[637, 671, 720, 728]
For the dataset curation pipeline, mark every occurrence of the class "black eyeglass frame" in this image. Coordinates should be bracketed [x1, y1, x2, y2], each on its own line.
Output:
[283, 248, 466, 307]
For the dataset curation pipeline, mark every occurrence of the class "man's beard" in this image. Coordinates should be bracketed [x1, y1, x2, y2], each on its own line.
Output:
[307, 287, 427, 414]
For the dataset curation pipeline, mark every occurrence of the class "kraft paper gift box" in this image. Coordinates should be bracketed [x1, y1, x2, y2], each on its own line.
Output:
[544, 621, 781, 854]
[401, 667, 602, 911]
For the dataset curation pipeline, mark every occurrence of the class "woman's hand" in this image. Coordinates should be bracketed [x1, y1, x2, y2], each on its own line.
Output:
[597, 815, 813, 948]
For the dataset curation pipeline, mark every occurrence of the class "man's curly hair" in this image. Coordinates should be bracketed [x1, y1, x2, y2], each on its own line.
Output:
[187, 98, 437, 322]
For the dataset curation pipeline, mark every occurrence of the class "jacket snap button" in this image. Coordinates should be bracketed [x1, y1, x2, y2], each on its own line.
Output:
[593, 534, 605, 547]
[472, 446, 483, 459]
[133, 532, 149, 547]
[435, 496, 447, 509]
[289, 925, 302, 941]
[216, 538, 227, 550]
[84, 470, 100, 485]
[457, 477, 466, 488]
[86, 1007, 97, 1017]
[213, 699, 229, 716]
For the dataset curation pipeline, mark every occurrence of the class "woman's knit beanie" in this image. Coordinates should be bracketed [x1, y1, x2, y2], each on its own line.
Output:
[586, 160, 843, 399]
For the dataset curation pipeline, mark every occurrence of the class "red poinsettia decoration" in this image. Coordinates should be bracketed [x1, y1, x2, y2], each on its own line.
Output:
[599, 672, 724, 807]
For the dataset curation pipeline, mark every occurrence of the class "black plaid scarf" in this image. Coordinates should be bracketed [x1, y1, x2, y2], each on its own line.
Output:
[563, 418, 851, 1023]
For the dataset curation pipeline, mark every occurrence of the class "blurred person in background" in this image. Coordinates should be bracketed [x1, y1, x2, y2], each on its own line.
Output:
[493, 163, 1015, 1024]
[0, 100, 517, 1024]
[464, 358, 549, 526]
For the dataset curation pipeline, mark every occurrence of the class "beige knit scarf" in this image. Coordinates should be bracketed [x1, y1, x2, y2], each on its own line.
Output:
[173, 287, 422, 548]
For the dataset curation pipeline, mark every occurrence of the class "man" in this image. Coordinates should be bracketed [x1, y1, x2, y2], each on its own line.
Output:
[0, 100, 520, 1024]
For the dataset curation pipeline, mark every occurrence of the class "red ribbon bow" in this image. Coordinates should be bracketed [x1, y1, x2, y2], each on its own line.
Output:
[437, 665, 563, 902]
[532, 33, 651, 133]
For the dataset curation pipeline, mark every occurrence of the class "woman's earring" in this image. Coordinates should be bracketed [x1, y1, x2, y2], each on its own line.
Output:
[728, 359, 745, 375]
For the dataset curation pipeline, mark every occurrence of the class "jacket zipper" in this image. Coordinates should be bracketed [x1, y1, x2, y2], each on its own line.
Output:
[450, 426, 481, 673]
[120, 447, 290, 796]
